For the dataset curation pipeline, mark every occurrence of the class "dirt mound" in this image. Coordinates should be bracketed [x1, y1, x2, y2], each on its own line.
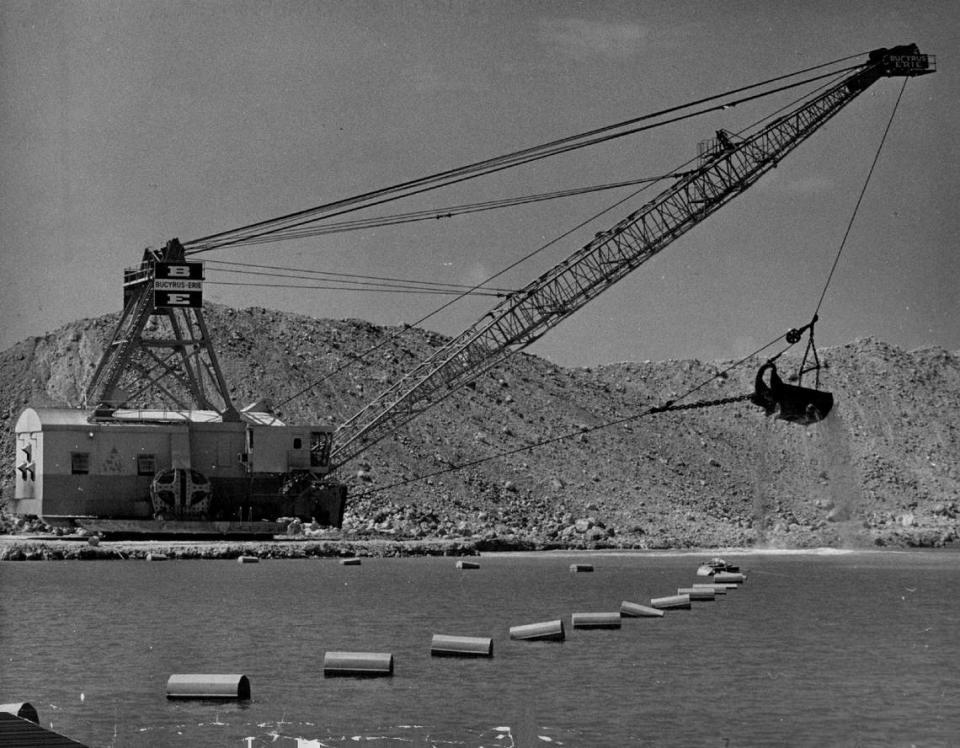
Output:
[2, 306, 957, 548]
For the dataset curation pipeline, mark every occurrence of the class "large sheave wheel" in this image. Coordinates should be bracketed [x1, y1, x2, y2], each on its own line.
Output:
[150, 468, 212, 519]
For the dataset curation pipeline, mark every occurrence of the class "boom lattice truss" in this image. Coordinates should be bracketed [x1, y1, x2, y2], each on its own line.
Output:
[329, 46, 933, 468]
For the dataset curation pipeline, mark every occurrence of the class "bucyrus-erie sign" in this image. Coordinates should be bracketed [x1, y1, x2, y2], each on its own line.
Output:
[154, 262, 204, 308]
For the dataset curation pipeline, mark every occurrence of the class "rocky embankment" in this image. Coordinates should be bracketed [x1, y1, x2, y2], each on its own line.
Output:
[2, 306, 958, 556]
[0, 532, 482, 562]
[3, 493, 957, 561]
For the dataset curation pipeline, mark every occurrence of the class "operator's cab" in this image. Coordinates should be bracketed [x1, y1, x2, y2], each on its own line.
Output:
[243, 423, 332, 473]
[13, 406, 343, 530]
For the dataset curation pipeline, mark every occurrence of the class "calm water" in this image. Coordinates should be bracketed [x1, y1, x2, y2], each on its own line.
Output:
[2, 550, 959, 747]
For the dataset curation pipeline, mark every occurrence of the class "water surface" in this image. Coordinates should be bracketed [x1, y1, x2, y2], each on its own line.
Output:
[2, 550, 958, 746]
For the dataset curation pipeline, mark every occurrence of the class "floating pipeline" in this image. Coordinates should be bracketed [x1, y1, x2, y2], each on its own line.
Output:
[166, 674, 251, 700]
[323, 652, 394, 678]
[509, 619, 565, 642]
[620, 600, 665, 617]
[651, 593, 692, 610]
[678, 587, 717, 601]
[8, 556, 760, 732]
[692, 583, 731, 593]
[430, 634, 494, 658]
[571, 612, 621, 629]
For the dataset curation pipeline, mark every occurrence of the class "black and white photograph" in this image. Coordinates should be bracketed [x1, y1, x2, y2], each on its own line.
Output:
[1, 2, 958, 746]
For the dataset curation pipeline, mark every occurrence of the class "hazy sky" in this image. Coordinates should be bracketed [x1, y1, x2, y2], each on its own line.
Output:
[2, 1, 957, 368]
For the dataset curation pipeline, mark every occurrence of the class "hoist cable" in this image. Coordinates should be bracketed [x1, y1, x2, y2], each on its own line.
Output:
[812, 77, 909, 317]
[183, 55, 864, 254]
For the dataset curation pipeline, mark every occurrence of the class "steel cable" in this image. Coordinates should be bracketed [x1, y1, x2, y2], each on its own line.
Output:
[274, 68, 858, 412]
[812, 77, 909, 317]
[183, 54, 865, 254]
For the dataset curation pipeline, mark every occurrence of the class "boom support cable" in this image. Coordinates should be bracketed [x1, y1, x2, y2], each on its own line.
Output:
[193, 174, 684, 247]
[275, 67, 860, 413]
[207, 280, 509, 297]
[274, 175, 657, 410]
[205, 260, 517, 296]
[183, 55, 865, 255]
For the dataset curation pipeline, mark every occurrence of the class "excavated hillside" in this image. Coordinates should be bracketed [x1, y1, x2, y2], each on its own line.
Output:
[2, 304, 958, 549]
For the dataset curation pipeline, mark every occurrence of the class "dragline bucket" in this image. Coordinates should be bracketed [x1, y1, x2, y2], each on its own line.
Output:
[751, 362, 834, 425]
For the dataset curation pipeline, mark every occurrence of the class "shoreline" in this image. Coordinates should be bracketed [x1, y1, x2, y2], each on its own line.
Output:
[0, 534, 484, 561]
[2, 531, 958, 561]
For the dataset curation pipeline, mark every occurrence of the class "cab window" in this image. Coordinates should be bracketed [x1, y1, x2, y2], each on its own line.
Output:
[71, 452, 90, 475]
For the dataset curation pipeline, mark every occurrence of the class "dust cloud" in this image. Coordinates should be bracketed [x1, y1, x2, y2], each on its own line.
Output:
[813, 408, 868, 547]
[751, 415, 776, 546]
[752, 407, 867, 548]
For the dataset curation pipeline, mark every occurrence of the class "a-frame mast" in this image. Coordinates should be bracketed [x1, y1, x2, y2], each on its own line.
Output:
[84, 238, 239, 421]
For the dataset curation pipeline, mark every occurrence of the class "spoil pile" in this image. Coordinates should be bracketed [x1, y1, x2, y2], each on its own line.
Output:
[2, 305, 958, 549]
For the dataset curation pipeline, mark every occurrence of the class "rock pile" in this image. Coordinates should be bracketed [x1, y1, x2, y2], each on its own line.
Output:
[1, 307, 958, 550]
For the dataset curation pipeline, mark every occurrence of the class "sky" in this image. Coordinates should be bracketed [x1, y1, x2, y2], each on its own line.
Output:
[2, 0, 958, 369]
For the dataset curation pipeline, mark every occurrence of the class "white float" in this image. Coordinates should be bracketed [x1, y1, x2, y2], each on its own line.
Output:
[620, 601, 665, 618]
[650, 594, 691, 610]
[166, 674, 251, 699]
[571, 612, 621, 629]
[430, 634, 494, 657]
[323, 651, 394, 677]
[678, 587, 716, 601]
[509, 619, 565, 641]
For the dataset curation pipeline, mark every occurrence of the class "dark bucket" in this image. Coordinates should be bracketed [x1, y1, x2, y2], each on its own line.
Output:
[751, 362, 833, 425]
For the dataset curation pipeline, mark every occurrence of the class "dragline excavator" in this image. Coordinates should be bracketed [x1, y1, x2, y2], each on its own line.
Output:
[12, 45, 934, 536]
